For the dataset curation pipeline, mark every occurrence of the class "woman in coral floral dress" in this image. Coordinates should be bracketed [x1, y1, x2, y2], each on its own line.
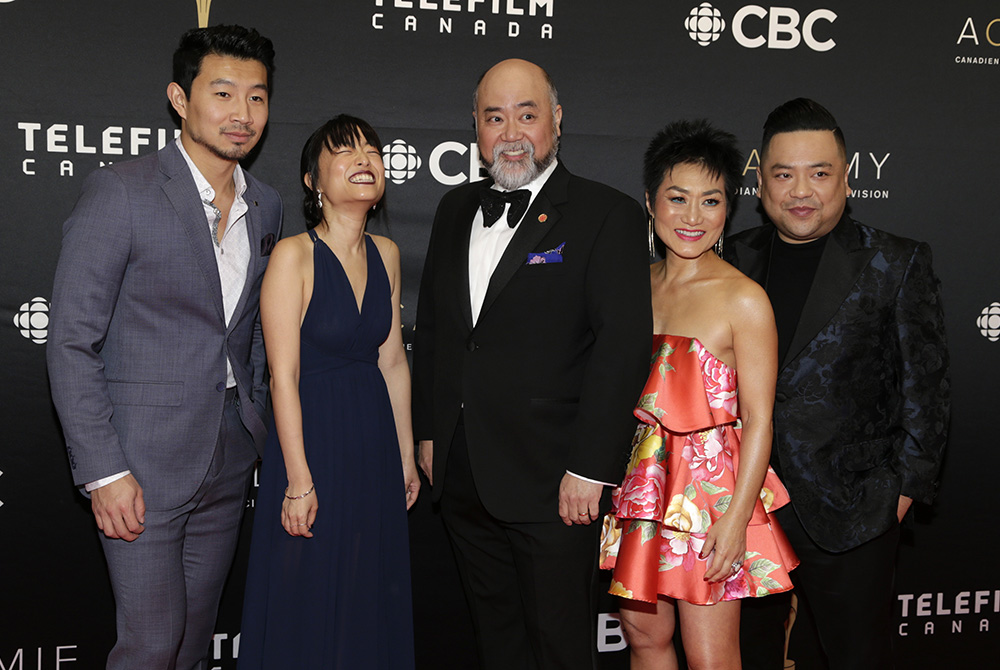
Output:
[599, 120, 798, 670]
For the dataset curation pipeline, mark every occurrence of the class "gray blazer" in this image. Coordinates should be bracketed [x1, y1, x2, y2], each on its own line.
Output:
[48, 142, 282, 509]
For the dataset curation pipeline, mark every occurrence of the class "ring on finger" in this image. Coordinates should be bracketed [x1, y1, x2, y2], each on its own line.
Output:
[730, 560, 742, 572]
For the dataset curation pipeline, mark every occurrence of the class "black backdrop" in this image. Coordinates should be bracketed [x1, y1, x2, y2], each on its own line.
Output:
[2, 1, 998, 668]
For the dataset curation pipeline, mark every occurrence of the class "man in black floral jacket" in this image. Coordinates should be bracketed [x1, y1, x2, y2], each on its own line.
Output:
[727, 98, 950, 670]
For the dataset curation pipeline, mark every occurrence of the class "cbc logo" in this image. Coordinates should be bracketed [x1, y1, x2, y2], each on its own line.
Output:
[978, 302, 1000, 342]
[687, 3, 837, 52]
[686, 3, 726, 46]
[14, 297, 49, 344]
[372, 139, 488, 187]
[382, 139, 422, 185]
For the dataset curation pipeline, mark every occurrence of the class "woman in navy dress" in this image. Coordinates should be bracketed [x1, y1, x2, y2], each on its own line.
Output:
[239, 115, 419, 669]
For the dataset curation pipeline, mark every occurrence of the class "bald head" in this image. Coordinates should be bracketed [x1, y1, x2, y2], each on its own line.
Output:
[473, 59, 562, 190]
[474, 59, 558, 114]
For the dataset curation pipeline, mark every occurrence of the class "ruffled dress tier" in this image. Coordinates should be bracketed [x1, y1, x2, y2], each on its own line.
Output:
[600, 334, 798, 605]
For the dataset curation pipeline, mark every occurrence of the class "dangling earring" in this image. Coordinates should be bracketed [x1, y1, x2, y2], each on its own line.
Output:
[647, 214, 656, 259]
[317, 191, 323, 208]
[714, 234, 724, 258]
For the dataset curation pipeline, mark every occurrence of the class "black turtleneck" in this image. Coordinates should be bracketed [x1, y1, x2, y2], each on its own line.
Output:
[765, 234, 828, 367]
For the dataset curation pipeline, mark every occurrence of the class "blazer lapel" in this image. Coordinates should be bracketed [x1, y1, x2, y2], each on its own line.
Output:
[160, 145, 225, 321]
[782, 217, 876, 369]
[454, 188, 482, 331]
[730, 226, 771, 286]
[228, 176, 263, 332]
[478, 164, 567, 321]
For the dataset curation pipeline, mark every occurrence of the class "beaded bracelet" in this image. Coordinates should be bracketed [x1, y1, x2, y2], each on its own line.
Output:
[284, 484, 315, 500]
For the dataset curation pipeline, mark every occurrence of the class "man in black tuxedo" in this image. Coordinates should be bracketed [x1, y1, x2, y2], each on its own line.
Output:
[412, 59, 651, 669]
[728, 99, 950, 669]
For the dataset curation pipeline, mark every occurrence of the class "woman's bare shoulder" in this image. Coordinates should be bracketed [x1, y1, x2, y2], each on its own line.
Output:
[368, 233, 399, 257]
[723, 270, 773, 325]
[273, 231, 313, 254]
[368, 234, 400, 274]
[267, 233, 314, 274]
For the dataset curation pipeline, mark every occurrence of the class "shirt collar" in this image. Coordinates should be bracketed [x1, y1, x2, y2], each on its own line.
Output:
[174, 137, 247, 203]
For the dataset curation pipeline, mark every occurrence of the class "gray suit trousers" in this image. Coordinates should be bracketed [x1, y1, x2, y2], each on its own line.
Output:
[100, 391, 256, 670]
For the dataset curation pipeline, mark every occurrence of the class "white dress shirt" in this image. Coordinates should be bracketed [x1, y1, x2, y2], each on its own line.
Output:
[469, 160, 558, 325]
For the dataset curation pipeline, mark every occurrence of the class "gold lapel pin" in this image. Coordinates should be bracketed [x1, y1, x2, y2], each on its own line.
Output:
[538, 214, 548, 223]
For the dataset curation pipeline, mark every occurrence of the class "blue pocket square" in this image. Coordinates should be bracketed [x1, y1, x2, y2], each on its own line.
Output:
[526, 242, 565, 265]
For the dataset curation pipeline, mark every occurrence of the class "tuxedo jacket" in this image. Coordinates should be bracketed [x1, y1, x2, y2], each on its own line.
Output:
[726, 216, 949, 552]
[412, 163, 652, 522]
[48, 142, 283, 510]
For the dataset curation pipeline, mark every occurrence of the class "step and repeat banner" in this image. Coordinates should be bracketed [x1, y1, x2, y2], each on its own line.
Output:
[2, 1, 997, 668]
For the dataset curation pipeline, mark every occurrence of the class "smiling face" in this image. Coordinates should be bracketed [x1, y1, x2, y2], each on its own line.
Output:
[758, 130, 850, 243]
[310, 134, 385, 213]
[168, 53, 269, 168]
[647, 162, 727, 259]
[475, 59, 562, 190]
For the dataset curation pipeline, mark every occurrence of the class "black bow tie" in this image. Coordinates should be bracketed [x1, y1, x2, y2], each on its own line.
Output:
[480, 187, 531, 228]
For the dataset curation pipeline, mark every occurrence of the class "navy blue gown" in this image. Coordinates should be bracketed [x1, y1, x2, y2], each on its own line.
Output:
[239, 231, 414, 669]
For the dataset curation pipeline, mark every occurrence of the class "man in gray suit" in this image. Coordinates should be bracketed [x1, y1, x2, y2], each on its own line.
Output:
[47, 25, 282, 670]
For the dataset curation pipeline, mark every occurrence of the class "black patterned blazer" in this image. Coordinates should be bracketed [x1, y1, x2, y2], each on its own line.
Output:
[726, 216, 950, 552]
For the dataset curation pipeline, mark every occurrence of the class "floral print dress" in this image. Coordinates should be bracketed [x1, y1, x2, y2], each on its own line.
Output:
[600, 334, 798, 605]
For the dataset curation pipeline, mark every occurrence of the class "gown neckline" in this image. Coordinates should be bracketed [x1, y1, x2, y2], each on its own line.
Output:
[312, 233, 373, 317]
[653, 333, 733, 374]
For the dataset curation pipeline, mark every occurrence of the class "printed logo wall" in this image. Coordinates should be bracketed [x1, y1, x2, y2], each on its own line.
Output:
[13, 297, 49, 344]
[684, 2, 837, 51]
[370, 0, 556, 38]
[897, 589, 1000, 638]
[2, 2, 999, 669]
[978, 303, 1000, 341]
[955, 12, 1000, 65]
[17, 122, 179, 178]
[383, 137, 490, 186]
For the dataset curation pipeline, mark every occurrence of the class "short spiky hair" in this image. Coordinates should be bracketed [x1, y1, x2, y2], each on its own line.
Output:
[643, 119, 743, 215]
[300, 114, 385, 229]
[172, 25, 275, 97]
[761, 97, 845, 159]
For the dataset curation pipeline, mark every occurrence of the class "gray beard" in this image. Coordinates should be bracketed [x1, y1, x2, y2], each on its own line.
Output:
[484, 137, 558, 190]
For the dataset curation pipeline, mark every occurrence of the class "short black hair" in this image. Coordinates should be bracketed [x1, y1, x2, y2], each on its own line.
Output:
[300, 115, 385, 229]
[172, 25, 275, 97]
[643, 119, 743, 215]
[761, 97, 845, 159]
